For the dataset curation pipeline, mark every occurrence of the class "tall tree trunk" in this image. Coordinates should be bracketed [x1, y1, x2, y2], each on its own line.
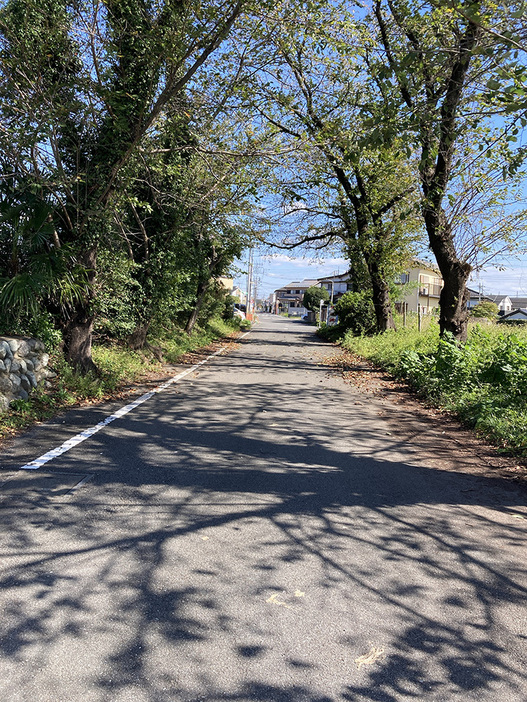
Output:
[346, 238, 370, 293]
[63, 246, 98, 374]
[374, 4, 479, 342]
[423, 206, 471, 342]
[64, 314, 98, 374]
[418, 23, 478, 342]
[355, 207, 395, 333]
[185, 280, 209, 335]
[367, 259, 396, 333]
[438, 268, 471, 341]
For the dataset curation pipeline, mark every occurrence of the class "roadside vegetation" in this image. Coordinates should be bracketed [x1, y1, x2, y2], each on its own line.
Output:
[327, 318, 527, 457]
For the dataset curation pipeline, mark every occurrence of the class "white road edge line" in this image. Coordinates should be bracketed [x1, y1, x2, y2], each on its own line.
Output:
[20, 330, 251, 471]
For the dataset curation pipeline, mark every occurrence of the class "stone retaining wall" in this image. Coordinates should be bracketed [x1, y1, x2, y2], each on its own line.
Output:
[0, 336, 52, 413]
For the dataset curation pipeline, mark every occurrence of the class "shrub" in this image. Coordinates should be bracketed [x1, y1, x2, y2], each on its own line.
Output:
[0, 310, 62, 352]
[470, 301, 499, 319]
[334, 291, 376, 336]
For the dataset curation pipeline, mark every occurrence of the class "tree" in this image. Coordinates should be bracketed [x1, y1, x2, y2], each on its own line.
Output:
[0, 175, 89, 329]
[334, 291, 377, 336]
[228, 2, 423, 332]
[0, 0, 252, 371]
[372, 0, 525, 341]
[303, 285, 329, 311]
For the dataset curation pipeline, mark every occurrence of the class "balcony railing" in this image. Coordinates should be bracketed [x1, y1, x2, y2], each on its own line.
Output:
[419, 284, 442, 297]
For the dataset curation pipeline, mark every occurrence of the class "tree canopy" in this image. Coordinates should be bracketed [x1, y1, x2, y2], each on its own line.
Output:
[0, 0, 526, 366]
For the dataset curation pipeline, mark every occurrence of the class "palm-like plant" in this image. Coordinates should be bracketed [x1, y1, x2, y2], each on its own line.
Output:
[0, 180, 89, 324]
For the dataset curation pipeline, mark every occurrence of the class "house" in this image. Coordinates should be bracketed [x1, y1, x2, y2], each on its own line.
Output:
[274, 273, 353, 314]
[218, 277, 234, 292]
[395, 260, 443, 314]
[467, 289, 513, 313]
[510, 297, 527, 311]
[316, 273, 353, 302]
[499, 308, 527, 323]
[231, 286, 247, 305]
[274, 279, 319, 315]
[487, 294, 513, 313]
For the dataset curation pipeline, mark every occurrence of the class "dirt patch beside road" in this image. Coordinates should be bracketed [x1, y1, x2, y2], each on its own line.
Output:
[323, 349, 527, 486]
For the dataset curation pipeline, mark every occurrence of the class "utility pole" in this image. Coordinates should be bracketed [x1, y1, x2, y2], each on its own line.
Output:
[246, 247, 253, 319]
[253, 274, 260, 314]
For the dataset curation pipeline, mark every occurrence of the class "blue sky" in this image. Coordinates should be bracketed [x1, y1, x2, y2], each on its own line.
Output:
[234, 253, 349, 300]
[235, 252, 527, 300]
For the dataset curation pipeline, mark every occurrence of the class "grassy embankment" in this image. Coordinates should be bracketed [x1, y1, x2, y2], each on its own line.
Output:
[335, 318, 527, 456]
[0, 318, 247, 442]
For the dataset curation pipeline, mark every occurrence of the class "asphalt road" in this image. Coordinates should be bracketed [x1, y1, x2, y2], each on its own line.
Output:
[0, 314, 526, 702]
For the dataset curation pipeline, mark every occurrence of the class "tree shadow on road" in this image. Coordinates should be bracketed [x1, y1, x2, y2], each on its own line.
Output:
[0, 375, 526, 701]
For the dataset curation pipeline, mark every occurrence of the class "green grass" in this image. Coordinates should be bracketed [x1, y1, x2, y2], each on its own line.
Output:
[158, 318, 244, 363]
[0, 317, 246, 442]
[339, 319, 527, 456]
[340, 316, 440, 369]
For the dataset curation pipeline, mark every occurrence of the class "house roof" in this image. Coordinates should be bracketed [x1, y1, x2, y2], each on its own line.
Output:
[510, 297, 527, 309]
[274, 279, 319, 293]
[500, 308, 527, 320]
[317, 273, 351, 283]
[467, 289, 512, 305]
[411, 258, 440, 275]
[466, 287, 493, 302]
[487, 294, 511, 304]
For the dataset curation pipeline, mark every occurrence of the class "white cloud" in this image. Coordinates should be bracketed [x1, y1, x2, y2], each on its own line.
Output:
[262, 254, 348, 269]
[472, 265, 527, 295]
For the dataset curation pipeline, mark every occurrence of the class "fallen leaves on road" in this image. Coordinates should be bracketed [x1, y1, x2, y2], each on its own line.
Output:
[266, 590, 306, 608]
[355, 646, 384, 669]
[266, 592, 292, 609]
[321, 351, 404, 395]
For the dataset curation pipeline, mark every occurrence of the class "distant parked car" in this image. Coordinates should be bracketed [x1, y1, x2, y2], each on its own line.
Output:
[233, 307, 246, 320]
